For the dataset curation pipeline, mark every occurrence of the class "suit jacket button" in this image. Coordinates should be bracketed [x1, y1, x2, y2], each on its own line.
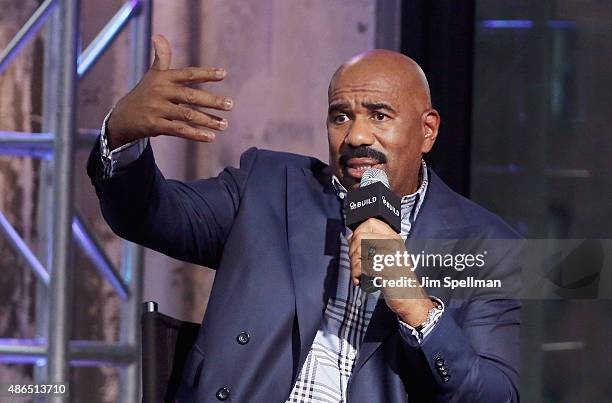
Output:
[216, 387, 230, 400]
[237, 331, 250, 345]
[442, 376, 450, 383]
[435, 358, 445, 368]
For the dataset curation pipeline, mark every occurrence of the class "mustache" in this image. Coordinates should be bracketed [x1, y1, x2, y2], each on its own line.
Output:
[339, 146, 387, 165]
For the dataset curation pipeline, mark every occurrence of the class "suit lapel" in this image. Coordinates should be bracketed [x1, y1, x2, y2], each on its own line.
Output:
[286, 165, 343, 373]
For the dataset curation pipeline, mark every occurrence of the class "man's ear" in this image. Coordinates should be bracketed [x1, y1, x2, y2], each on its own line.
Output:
[421, 109, 440, 153]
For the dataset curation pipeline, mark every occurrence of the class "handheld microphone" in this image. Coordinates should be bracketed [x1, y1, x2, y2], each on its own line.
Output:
[344, 168, 401, 233]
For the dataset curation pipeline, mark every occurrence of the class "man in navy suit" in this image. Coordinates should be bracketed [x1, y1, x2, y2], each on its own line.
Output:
[88, 35, 520, 402]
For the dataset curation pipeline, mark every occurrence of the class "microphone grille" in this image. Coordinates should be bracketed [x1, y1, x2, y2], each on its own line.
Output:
[360, 168, 390, 188]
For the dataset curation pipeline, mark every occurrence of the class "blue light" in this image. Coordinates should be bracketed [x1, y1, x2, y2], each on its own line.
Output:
[479, 19, 577, 30]
[547, 20, 576, 29]
[480, 20, 534, 29]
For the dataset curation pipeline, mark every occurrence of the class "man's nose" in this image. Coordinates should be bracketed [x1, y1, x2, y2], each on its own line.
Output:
[345, 118, 375, 147]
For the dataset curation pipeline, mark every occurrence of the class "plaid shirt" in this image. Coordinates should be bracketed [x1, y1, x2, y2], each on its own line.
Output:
[286, 161, 443, 403]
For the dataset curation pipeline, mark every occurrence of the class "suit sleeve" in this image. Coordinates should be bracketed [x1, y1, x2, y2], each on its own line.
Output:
[86, 136, 258, 269]
[398, 241, 522, 403]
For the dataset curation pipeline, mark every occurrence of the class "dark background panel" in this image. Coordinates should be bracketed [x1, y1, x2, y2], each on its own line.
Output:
[400, 0, 476, 197]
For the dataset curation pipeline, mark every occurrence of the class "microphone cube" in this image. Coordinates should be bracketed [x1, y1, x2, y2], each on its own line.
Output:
[345, 182, 402, 233]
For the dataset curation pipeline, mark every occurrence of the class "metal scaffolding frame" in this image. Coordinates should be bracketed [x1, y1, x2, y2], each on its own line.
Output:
[0, 0, 151, 401]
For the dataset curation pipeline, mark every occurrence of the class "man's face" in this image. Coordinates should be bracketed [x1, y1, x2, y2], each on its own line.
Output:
[327, 62, 436, 196]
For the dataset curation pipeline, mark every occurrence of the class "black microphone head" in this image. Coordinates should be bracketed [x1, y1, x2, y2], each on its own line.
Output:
[360, 168, 390, 188]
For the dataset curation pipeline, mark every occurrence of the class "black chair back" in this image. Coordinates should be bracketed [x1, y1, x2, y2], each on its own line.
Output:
[141, 301, 201, 402]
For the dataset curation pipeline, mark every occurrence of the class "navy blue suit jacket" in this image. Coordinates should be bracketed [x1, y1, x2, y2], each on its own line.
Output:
[87, 142, 521, 402]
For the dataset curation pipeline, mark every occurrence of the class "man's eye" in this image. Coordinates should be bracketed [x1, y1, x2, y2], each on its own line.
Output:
[373, 112, 388, 121]
[334, 114, 349, 124]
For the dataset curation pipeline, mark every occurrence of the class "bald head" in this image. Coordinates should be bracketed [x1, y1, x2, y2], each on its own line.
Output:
[329, 49, 431, 110]
[326, 49, 440, 195]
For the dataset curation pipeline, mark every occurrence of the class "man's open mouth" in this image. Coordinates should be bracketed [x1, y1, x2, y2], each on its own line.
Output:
[344, 158, 383, 179]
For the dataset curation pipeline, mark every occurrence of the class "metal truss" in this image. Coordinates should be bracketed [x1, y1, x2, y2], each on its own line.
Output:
[0, 1, 152, 401]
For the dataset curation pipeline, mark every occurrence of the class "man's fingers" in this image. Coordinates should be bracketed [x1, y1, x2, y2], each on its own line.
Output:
[167, 67, 227, 84]
[151, 34, 172, 71]
[353, 218, 395, 237]
[348, 233, 382, 261]
[166, 105, 228, 131]
[156, 119, 216, 142]
[351, 257, 361, 285]
[348, 236, 362, 284]
[348, 231, 401, 286]
[348, 232, 363, 285]
[164, 86, 234, 111]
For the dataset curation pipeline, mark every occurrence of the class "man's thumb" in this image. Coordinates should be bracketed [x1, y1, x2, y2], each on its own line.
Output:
[151, 34, 171, 70]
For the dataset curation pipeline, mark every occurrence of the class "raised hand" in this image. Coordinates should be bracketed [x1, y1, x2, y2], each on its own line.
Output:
[106, 34, 233, 149]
